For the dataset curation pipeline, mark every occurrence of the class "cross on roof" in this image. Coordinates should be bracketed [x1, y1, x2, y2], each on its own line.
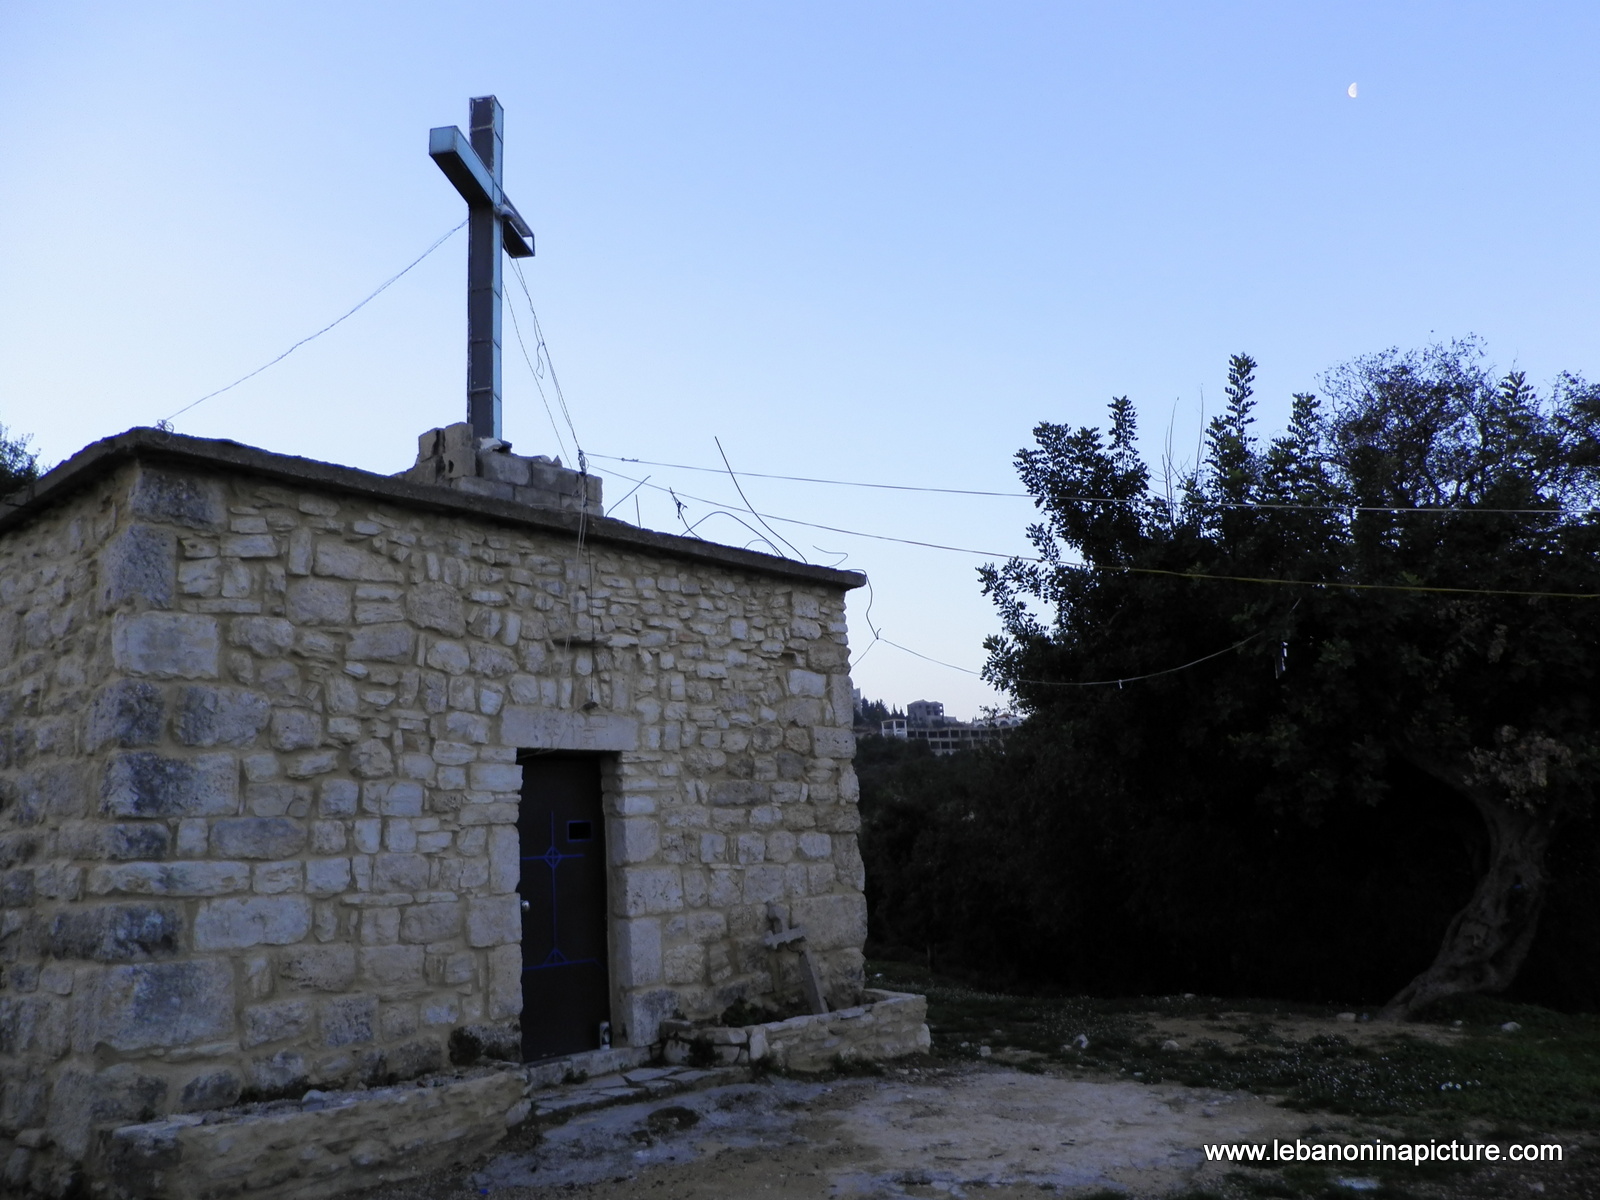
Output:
[429, 95, 535, 442]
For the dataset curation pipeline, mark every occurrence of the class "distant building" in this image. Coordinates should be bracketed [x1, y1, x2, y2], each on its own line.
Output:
[878, 700, 1019, 756]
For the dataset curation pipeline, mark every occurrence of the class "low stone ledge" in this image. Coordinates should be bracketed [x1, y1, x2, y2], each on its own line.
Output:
[660, 989, 930, 1072]
[94, 1069, 524, 1200]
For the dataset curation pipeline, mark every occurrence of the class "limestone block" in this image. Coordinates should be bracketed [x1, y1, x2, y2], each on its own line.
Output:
[174, 685, 271, 746]
[358, 944, 425, 986]
[347, 738, 392, 779]
[86, 680, 165, 750]
[247, 781, 311, 817]
[286, 578, 352, 625]
[805, 728, 852, 762]
[113, 612, 220, 678]
[625, 988, 679, 1049]
[466, 895, 520, 946]
[320, 779, 359, 817]
[314, 540, 402, 582]
[48, 903, 181, 961]
[468, 762, 522, 792]
[249, 1049, 308, 1095]
[321, 994, 376, 1046]
[622, 866, 685, 916]
[193, 894, 312, 950]
[425, 639, 471, 674]
[741, 864, 785, 905]
[277, 944, 357, 991]
[46, 1063, 169, 1162]
[376, 781, 424, 816]
[87, 861, 249, 897]
[243, 998, 313, 1048]
[348, 622, 415, 663]
[269, 708, 322, 750]
[789, 892, 868, 951]
[797, 832, 832, 860]
[487, 944, 521, 1019]
[253, 860, 303, 894]
[615, 917, 662, 987]
[613, 817, 660, 865]
[102, 752, 238, 817]
[662, 943, 705, 986]
[488, 825, 518, 893]
[99, 523, 176, 612]
[499, 706, 639, 751]
[400, 901, 462, 943]
[229, 615, 295, 657]
[94, 823, 171, 862]
[709, 781, 768, 807]
[287, 749, 339, 778]
[92, 959, 234, 1051]
[210, 817, 306, 859]
[306, 857, 351, 896]
[372, 852, 428, 892]
[406, 582, 466, 636]
[129, 466, 226, 529]
[176, 1068, 242, 1113]
[470, 641, 517, 677]
[101, 1069, 524, 1200]
[787, 669, 827, 698]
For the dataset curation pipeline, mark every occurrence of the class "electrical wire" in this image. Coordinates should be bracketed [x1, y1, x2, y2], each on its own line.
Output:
[506, 291, 570, 463]
[160, 220, 467, 426]
[879, 629, 1267, 688]
[510, 259, 584, 469]
[603, 468, 1600, 600]
[590, 450, 1600, 519]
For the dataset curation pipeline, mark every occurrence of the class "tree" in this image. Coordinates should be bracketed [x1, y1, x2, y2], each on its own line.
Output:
[0, 423, 39, 494]
[981, 342, 1600, 1018]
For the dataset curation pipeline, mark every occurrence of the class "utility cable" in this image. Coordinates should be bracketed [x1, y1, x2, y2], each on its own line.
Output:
[506, 291, 571, 463]
[603, 468, 1600, 600]
[591, 450, 1600, 519]
[510, 259, 584, 470]
[880, 629, 1266, 688]
[160, 220, 467, 426]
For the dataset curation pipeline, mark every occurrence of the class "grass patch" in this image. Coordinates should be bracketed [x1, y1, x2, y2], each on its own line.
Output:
[869, 959, 1600, 1134]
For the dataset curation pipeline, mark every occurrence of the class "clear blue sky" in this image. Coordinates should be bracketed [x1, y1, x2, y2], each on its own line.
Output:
[4, 2, 1597, 717]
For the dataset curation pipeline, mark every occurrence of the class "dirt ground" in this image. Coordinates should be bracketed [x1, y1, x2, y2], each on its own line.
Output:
[356, 1056, 1594, 1199]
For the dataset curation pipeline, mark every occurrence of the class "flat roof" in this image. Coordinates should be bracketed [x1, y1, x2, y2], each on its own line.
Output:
[0, 428, 865, 591]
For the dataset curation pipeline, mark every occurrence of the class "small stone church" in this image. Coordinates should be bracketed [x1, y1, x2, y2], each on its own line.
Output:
[0, 422, 911, 1196]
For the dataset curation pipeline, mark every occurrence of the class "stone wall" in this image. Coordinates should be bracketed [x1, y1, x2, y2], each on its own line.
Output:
[0, 432, 865, 1196]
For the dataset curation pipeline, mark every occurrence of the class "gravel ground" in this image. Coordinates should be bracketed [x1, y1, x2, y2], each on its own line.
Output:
[343, 1059, 1594, 1199]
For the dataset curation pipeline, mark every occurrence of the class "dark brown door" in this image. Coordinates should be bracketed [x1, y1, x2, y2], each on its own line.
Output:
[517, 754, 611, 1060]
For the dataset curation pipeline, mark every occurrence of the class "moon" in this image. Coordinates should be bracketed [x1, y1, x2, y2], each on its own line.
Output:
[1347, 82, 1358, 98]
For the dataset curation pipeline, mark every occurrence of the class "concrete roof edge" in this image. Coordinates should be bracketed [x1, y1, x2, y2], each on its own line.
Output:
[0, 428, 866, 591]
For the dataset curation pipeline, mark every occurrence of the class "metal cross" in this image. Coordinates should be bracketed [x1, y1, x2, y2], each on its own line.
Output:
[429, 95, 535, 441]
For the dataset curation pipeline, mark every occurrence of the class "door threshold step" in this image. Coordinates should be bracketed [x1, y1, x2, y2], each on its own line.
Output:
[523, 1061, 735, 1122]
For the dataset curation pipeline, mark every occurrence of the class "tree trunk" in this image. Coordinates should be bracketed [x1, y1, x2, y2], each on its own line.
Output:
[1378, 789, 1554, 1021]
